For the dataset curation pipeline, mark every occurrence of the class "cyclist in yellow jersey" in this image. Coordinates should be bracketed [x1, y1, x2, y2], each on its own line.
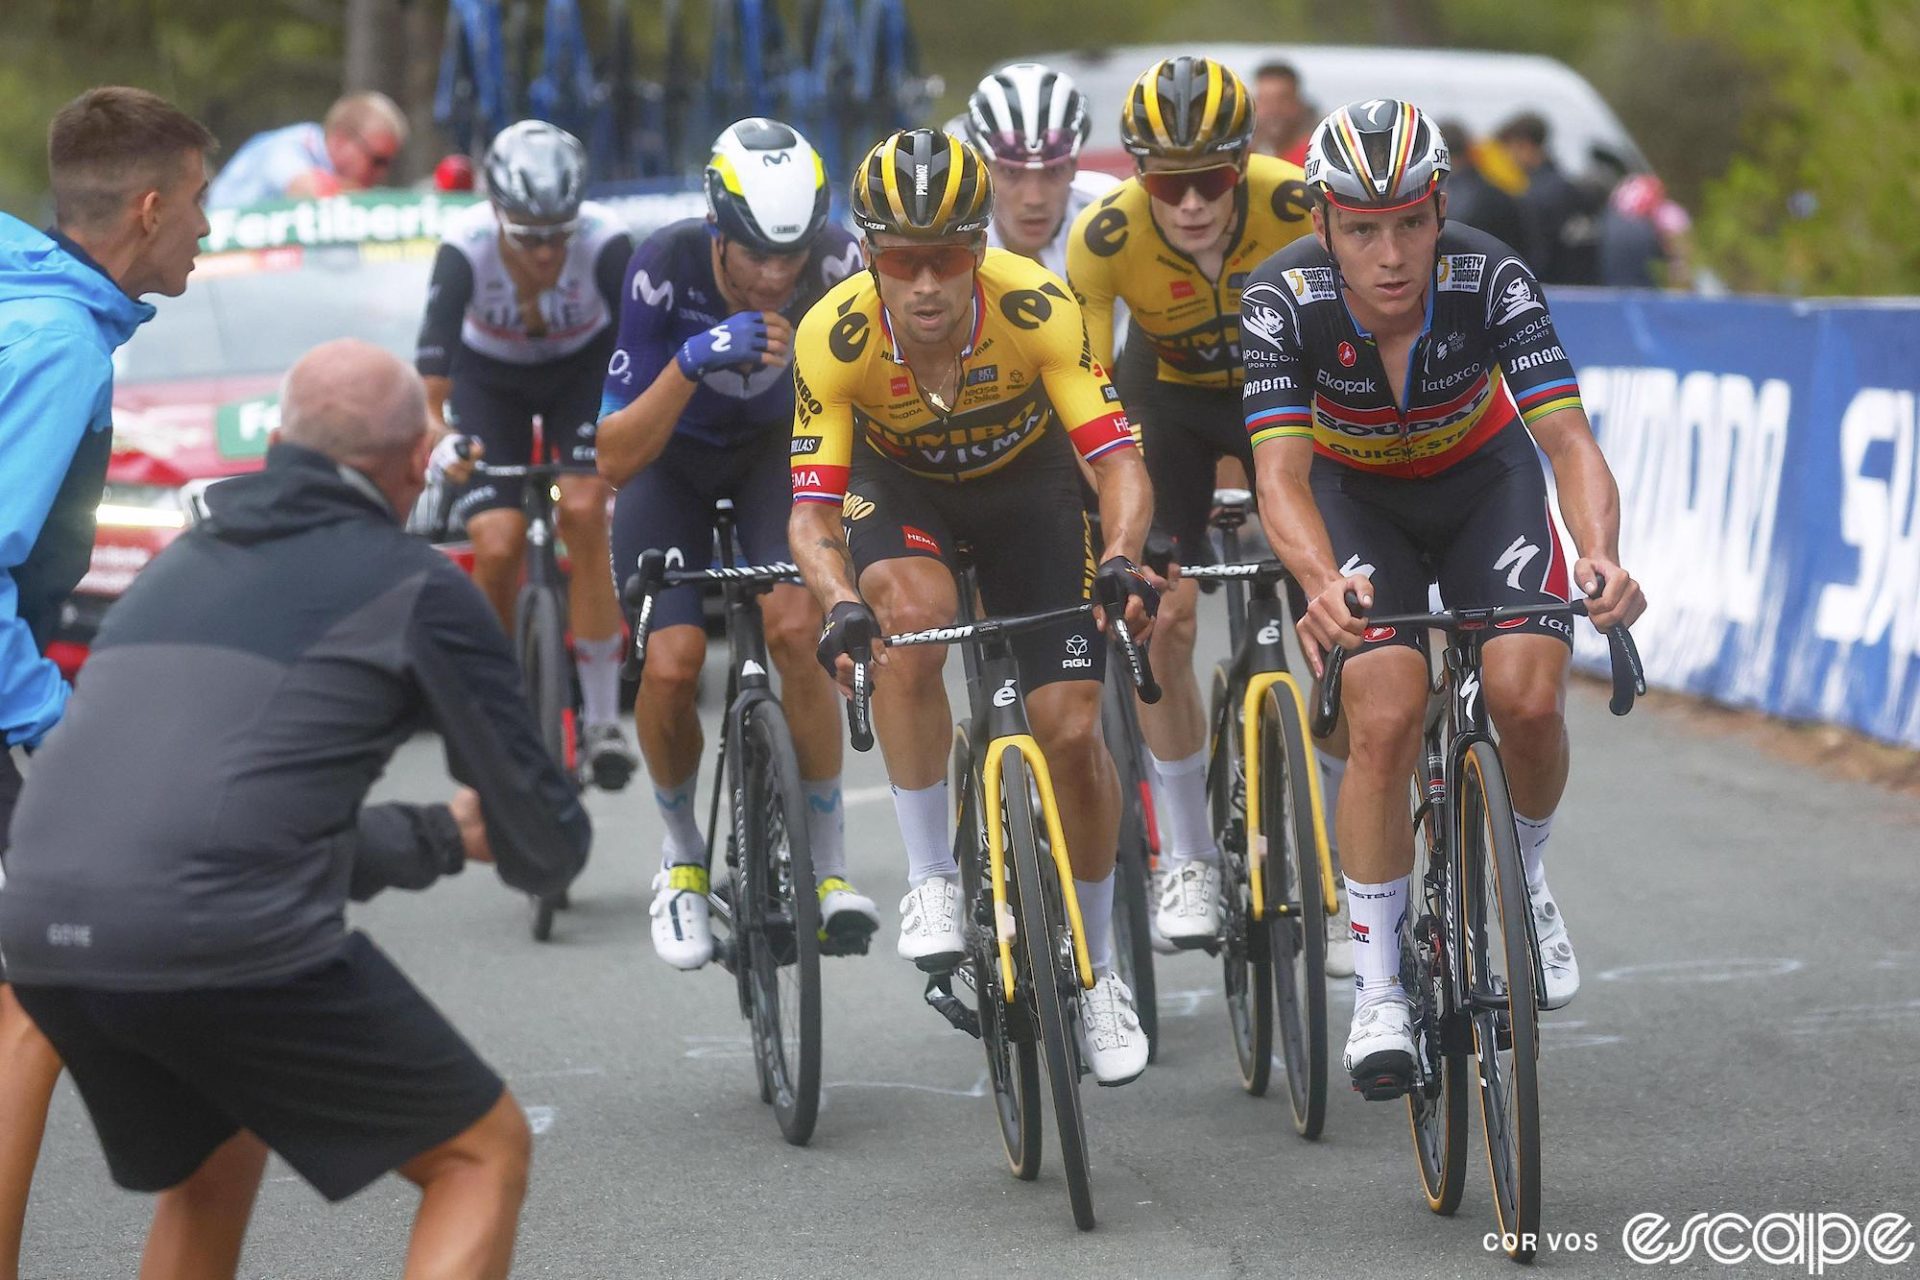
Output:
[1065, 56, 1319, 952]
[790, 131, 1160, 1085]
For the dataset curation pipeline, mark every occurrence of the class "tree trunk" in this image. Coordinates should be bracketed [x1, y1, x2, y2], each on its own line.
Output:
[346, 0, 407, 94]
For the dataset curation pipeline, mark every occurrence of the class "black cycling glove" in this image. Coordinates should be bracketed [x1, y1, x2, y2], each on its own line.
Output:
[815, 600, 878, 676]
[1096, 556, 1160, 619]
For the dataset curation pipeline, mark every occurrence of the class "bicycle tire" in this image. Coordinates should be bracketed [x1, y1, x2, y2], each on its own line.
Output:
[1406, 762, 1469, 1214]
[1260, 684, 1328, 1137]
[954, 726, 1042, 1180]
[736, 698, 822, 1146]
[1004, 746, 1095, 1231]
[517, 586, 571, 941]
[1459, 740, 1541, 1260]
[1209, 666, 1273, 1096]
[1101, 674, 1159, 1060]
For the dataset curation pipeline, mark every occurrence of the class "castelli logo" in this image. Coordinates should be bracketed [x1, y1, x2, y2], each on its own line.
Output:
[1338, 341, 1358, 367]
[1362, 624, 1397, 643]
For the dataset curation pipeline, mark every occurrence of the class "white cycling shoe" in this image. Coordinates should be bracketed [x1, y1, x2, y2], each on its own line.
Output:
[897, 876, 965, 970]
[1531, 881, 1580, 1010]
[650, 865, 714, 970]
[817, 876, 880, 954]
[1078, 971, 1149, 1086]
[1324, 893, 1355, 979]
[1146, 869, 1178, 955]
[1343, 994, 1417, 1100]
[1155, 858, 1221, 945]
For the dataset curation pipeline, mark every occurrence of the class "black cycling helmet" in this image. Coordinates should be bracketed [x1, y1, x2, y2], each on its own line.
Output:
[484, 120, 587, 223]
[849, 129, 994, 240]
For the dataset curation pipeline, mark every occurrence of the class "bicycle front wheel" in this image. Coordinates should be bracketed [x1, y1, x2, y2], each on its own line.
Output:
[955, 726, 1041, 1180]
[1459, 740, 1541, 1259]
[1005, 746, 1095, 1231]
[516, 585, 572, 941]
[1259, 684, 1328, 1137]
[1209, 666, 1272, 1096]
[736, 697, 822, 1146]
[1102, 672, 1160, 1060]
[1406, 760, 1469, 1214]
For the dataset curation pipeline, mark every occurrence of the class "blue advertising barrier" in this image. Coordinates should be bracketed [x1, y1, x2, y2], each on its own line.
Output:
[1546, 289, 1920, 748]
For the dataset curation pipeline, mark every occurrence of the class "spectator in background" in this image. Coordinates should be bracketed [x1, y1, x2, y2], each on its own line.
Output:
[1250, 62, 1313, 167]
[207, 91, 409, 208]
[0, 85, 213, 1280]
[1495, 110, 1594, 285]
[1600, 173, 1693, 290]
[1433, 119, 1529, 254]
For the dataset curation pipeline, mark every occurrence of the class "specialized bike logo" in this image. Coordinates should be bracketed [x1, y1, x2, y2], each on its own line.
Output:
[1622, 1211, 1914, 1273]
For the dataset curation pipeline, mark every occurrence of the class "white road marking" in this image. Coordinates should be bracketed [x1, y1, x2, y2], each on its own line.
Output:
[1785, 999, 1920, 1034]
[514, 1065, 606, 1080]
[1595, 957, 1805, 985]
[822, 1069, 991, 1099]
[524, 1106, 556, 1135]
[682, 1033, 753, 1060]
[843, 784, 894, 807]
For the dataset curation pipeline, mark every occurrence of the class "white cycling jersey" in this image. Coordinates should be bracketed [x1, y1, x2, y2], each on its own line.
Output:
[986, 169, 1119, 281]
[435, 199, 628, 365]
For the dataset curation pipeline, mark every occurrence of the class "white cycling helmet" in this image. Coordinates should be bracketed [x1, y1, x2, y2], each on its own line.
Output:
[484, 120, 588, 223]
[1304, 99, 1450, 212]
[964, 62, 1090, 169]
[705, 118, 831, 254]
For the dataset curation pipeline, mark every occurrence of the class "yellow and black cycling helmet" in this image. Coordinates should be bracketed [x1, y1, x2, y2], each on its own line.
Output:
[849, 129, 994, 239]
[1118, 55, 1253, 162]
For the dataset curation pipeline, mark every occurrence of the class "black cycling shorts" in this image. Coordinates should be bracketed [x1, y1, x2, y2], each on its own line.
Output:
[1114, 326, 1251, 566]
[0, 748, 18, 984]
[12, 932, 503, 1201]
[449, 335, 612, 521]
[1310, 424, 1574, 654]
[844, 438, 1103, 691]
[610, 429, 793, 632]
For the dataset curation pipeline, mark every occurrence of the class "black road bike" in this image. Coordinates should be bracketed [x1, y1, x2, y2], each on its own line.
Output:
[623, 501, 849, 1146]
[1313, 594, 1644, 1262]
[848, 556, 1158, 1231]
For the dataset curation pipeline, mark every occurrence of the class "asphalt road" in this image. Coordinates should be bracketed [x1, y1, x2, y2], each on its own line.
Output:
[18, 616, 1920, 1278]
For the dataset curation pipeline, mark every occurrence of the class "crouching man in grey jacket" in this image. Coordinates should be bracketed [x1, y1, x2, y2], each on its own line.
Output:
[0, 338, 589, 1280]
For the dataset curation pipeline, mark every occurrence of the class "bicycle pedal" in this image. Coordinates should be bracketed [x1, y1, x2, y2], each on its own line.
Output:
[1495, 1010, 1513, 1053]
[912, 951, 964, 975]
[1349, 1056, 1415, 1102]
[1168, 933, 1217, 954]
[713, 937, 739, 973]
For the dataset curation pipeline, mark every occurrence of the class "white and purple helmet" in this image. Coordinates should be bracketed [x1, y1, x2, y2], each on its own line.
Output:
[964, 62, 1090, 169]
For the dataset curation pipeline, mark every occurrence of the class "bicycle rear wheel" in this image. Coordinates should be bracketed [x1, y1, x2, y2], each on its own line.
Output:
[1209, 666, 1272, 1096]
[516, 585, 571, 941]
[1102, 673, 1159, 1060]
[955, 727, 1042, 1180]
[1459, 740, 1541, 1259]
[1005, 747, 1095, 1231]
[736, 698, 822, 1146]
[1406, 758, 1469, 1214]
[1259, 684, 1327, 1137]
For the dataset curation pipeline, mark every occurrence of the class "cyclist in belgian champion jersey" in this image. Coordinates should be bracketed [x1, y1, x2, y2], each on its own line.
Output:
[1065, 56, 1315, 951]
[791, 131, 1159, 1085]
[594, 119, 877, 970]
[1239, 101, 1645, 1094]
[415, 121, 637, 790]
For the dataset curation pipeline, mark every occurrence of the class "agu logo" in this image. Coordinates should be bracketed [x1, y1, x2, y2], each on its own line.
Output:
[1063, 633, 1093, 670]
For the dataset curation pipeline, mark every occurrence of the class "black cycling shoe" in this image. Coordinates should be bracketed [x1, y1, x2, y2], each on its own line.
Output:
[1348, 1050, 1416, 1101]
[584, 724, 637, 791]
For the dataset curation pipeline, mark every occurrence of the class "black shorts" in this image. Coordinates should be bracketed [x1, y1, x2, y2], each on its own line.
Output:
[610, 429, 792, 632]
[844, 439, 1103, 691]
[12, 932, 503, 1201]
[1311, 424, 1573, 653]
[449, 335, 612, 521]
[0, 748, 17, 984]
[1115, 328, 1251, 566]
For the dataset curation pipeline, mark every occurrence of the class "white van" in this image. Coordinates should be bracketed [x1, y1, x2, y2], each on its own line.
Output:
[1021, 42, 1646, 180]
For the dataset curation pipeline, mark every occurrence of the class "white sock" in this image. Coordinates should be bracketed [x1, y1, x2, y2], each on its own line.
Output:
[654, 776, 706, 866]
[892, 782, 956, 885]
[1075, 872, 1117, 975]
[804, 778, 847, 880]
[1346, 875, 1407, 1005]
[1149, 748, 1218, 864]
[574, 633, 624, 729]
[1515, 811, 1554, 895]
[1314, 748, 1346, 875]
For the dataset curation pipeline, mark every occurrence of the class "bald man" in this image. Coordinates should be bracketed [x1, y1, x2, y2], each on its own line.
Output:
[0, 340, 587, 1280]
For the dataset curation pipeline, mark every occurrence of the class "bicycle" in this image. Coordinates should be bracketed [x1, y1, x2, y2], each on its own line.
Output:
[1101, 647, 1161, 1061]
[622, 500, 851, 1146]
[1311, 592, 1644, 1262]
[847, 553, 1158, 1231]
[468, 451, 583, 943]
[1178, 488, 1336, 1136]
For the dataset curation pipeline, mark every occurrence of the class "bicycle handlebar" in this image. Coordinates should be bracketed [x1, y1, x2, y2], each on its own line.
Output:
[1179, 559, 1292, 584]
[618, 552, 804, 682]
[1309, 589, 1647, 739]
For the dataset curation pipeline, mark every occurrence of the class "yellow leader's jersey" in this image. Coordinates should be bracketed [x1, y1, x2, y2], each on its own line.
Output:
[1066, 152, 1313, 390]
[789, 249, 1133, 507]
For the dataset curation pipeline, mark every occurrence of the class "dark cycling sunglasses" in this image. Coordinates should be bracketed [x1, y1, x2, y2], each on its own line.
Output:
[871, 244, 977, 281]
[1139, 163, 1241, 205]
[502, 219, 578, 248]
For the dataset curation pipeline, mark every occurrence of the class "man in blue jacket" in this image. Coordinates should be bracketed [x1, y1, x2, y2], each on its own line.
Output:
[0, 86, 212, 1280]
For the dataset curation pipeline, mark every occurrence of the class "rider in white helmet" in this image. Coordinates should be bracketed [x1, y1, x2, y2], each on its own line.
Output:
[596, 119, 876, 971]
